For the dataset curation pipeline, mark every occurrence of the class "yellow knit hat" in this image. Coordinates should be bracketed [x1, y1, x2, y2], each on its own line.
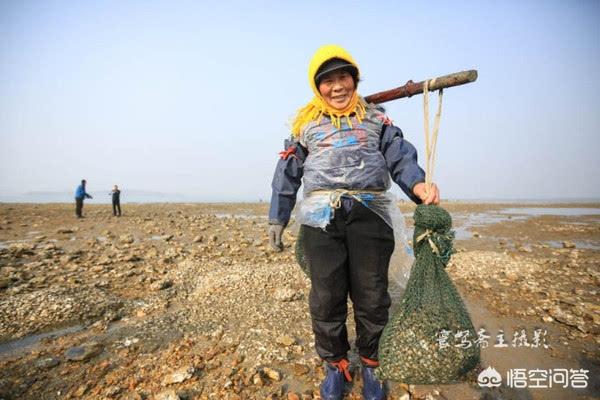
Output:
[291, 44, 366, 137]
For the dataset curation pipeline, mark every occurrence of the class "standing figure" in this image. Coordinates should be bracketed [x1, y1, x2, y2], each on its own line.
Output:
[74, 179, 93, 218]
[268, 45, 439, 400]
[110, 185, 121, 216]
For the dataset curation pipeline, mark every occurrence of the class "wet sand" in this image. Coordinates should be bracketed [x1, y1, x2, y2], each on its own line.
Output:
[0, 202, 598, 399]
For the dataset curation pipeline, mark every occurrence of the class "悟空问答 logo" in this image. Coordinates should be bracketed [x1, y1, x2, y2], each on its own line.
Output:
[478, 366, 502, 387]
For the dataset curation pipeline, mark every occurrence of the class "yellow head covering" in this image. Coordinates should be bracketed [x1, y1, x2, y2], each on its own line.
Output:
[291, 44, 367, 138]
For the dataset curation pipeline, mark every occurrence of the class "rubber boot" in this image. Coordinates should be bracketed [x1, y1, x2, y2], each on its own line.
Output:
[320, 359, 352, 400]
[361, 357, 386, 400]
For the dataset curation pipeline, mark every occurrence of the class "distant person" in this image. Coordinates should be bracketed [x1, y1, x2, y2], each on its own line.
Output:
[110, 185, 121, 216]
[74, 179, 93, 218]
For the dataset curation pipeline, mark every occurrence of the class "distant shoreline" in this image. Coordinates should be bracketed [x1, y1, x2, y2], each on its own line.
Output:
[1, 199, 600, 207]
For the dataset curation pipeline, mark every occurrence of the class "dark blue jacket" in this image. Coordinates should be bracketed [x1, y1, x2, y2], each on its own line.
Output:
[269, 124, 425, 226]
[110, 189, 121, 203]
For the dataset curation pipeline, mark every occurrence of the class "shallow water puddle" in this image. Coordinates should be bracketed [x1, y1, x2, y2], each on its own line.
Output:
[545, 240, 600, 250]
[439, 207, 600, 240]
[500, 207, 600, 216]
[406, 212, 527, 240]
[0, 325, 84, 357]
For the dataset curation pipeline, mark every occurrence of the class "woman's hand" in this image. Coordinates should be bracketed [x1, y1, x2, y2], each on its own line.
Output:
[413, 182, 440, 205]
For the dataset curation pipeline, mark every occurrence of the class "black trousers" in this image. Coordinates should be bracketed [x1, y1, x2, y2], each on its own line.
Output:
[302, 199, 395, 362]
[75, 197, 84, 217]
[112, 201, 121, 216]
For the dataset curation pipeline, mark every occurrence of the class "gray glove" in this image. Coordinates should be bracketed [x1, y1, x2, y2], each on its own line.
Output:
[268, 224, 285, 252]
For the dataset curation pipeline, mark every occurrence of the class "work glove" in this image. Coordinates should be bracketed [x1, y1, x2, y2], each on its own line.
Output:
[268, 223, 285, 252]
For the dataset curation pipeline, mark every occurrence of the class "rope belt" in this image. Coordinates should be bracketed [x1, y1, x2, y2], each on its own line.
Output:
[309, 189, 385, 209]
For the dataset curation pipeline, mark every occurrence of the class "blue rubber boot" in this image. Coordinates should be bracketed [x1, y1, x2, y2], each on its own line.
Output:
[361, 359, 386, 400]
[320, 359, 351, 400]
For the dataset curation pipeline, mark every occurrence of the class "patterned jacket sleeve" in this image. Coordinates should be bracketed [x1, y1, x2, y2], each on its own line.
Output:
[380, 124, 425, 204]
[268, 139, 307, 226]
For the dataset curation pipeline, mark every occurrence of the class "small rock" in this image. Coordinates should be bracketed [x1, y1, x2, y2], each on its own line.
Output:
[162, 366, 195, 385]
[104, 386, 122, 397]
[274, 288, 300, 302]
[562, 241, 576, 249]
[193, 236, 203, 243]
[64, 342, 103, 361]
[425, 393, 444, 400]
[155, 389, 180, 400]
[291, 364, 310, 376]
[252, 373, 264, 386]
[481, 282, 492, 290]
[263, 367, 282, 382]
[152, 279, 174, 291]
[56, 228, 74, 234]
[35, 357, 60, 369]
[119, 234, 135, 244]
[0, 278, 12, 289]
[397, 386, 410, 400]
[276, 335, 296, 347]
[73, 384, 89, 397]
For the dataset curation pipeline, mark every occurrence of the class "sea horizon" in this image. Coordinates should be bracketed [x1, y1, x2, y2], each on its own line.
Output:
[0, 192, 599, 205]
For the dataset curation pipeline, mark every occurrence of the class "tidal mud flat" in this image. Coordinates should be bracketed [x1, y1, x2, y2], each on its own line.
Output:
[0, 202, 598, 400]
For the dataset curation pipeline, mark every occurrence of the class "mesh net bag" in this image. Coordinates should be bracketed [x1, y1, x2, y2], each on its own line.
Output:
[376, 204, 480, 383]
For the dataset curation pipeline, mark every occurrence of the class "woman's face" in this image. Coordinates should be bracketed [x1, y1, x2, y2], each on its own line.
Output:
[318, 70, 355, 110]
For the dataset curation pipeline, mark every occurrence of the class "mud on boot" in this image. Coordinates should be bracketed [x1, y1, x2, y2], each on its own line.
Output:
[361, 356, 386, 400]
[320, 359, 352, 400]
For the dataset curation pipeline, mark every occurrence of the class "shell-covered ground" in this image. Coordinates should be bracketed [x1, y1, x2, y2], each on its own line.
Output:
[0, 202, 598, 399]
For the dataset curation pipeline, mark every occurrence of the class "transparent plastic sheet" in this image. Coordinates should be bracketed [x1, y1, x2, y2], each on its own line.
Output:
[299, 106, 392, 197]
[294, 191, 413, 302]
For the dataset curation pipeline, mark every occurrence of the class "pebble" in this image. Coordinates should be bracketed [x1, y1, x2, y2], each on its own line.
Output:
[155, 389, 180, 400]
[35, 357, 60, 369]
[64, 342, 103, 361]
[274, 288, 301, 302]
[162, 366, 195, 385]
[263, 367, 282, 381]
[291, 364, 310, 376]
[276, 335, 296, 347]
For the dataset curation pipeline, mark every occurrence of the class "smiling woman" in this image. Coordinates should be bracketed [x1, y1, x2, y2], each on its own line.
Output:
[314, 57, 359, 111]
[317, 69, 355, 110]
[268, 44, 440, 400]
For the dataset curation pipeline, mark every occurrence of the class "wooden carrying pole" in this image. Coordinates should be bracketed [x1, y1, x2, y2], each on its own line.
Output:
[364, 70, 477, 104]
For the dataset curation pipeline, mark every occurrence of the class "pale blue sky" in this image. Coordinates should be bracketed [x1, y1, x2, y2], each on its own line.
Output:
[1, 0, 599, 201]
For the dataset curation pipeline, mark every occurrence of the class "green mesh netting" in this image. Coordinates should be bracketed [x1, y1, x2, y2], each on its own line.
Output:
[377, 204, 480, 383]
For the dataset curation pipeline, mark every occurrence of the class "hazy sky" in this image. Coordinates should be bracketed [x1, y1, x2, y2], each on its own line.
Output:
[1, 0, 599, 201]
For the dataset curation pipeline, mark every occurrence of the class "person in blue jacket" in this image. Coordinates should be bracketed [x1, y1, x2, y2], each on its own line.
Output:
[268, 45, 439, 400]
[74, 179, 93, 218]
